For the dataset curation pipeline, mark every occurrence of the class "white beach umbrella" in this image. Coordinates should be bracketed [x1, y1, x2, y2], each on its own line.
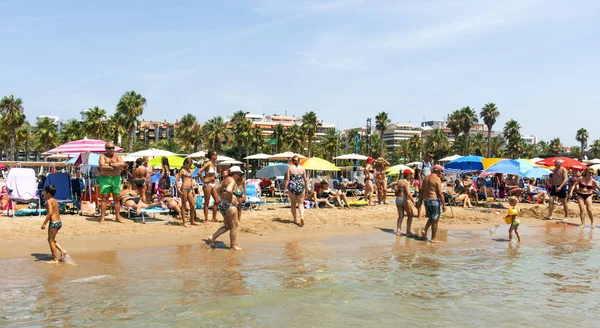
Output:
[406, 161, 421, 167]
[217, 159, 243, 165]
[269, 152, 306, 160]
[129, 148, 176, 158]
[216, 155, 236, 162]
[120, 154, 139, 162]
[334, 153, 368, 160]
[186, 150, 207, 158]
[243, 153, 271, 160]
[439, 155, 463, 162]
[583, 158, 600, 165]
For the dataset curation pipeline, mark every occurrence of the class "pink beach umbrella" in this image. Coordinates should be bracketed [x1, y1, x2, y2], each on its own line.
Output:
[44, 138, 124, 155]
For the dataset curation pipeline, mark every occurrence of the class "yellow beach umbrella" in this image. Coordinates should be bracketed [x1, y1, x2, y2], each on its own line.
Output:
[482, 158, 505, 170]
[149, 155, 185, 168]
[300, 157, 340, 171]
[386, 164, 414, 176]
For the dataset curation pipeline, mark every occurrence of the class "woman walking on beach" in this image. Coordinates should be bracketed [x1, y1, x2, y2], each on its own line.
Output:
[132, 158, 148, 203]
[207, 166, 245, 251]
[176, 158, 198, 227]
[284, 155, 309, 226]
[374, 157, 390, 205]
[569, 167, 599, 228]
[199, 150, 219, 223]
[390, 169, 415, 236]
[364, 157, 375, 205]
[234, 173, 246, 220]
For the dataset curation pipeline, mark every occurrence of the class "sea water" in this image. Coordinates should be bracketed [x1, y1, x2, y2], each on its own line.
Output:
[1, 222, 600, 327]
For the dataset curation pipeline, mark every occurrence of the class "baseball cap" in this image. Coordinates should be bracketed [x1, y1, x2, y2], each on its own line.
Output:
[367, 157, 374, 164]
[229, 166, 244, 174]
[433, 164, 444, 171]
[403, 168, 414, 175]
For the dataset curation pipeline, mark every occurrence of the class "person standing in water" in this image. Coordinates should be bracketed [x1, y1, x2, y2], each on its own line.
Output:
[284, 155, 309, 227]
[41, 185, 68, 263]
[390, 169, 415, 236]
[569, 167, 600, 228]
[199, 150, 219, 223]
[545, 159, 569, 220]
[417, 164, 446, 243]
[176, 158, 198, 227]
[506, 196, 522, 242]
[207, 166, 245, 251]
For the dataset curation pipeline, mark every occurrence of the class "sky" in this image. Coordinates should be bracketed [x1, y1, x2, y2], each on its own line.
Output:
[1, 0, 599, 146]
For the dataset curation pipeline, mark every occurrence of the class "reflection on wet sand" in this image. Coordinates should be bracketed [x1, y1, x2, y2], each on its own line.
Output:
[37, 265, 71, 327]
[282, 242, 321, 290]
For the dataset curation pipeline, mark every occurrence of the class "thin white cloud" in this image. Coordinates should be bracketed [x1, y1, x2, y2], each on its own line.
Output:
[250, 0, 362, 15]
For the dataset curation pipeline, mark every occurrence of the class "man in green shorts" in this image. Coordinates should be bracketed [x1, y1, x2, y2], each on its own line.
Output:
[98, 142, 125, 223]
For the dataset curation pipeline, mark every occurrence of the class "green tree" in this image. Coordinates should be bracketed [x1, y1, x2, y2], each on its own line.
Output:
[589, 139, 600, 159]
[575, 128, 589, 161]
[203, 116, 229, 152]
[503, 119, 522, 158]
[346, 128, 360, 153]
[569, 146, 581, 160]
[375, 111, 391, 157]
[424, 127, 450, 159]
[229, 111, 251, 159]
[271, 123, 285, 154]
[177, 113, 200, 153]
[286, 124, 305, 153]
[60, 120, 84, 144]
[480, 103, 500, 157]
[490, 136, 504, 157]
[0, 95, 26, 160]
[16, 122, 34, 161]
[34, 117, 59, 154]
[397, 140, 411, 163]
[155, 138, 181, 153]
[83, 106, 107, 139]
[249, 126, 264, 154]
[548, 138, 563, 156]
[448, 107, 478, 155]
[301, 111, 320, 157]
[321, 128, 339, 161]
[116, 91, 147, 152]
[470, 131, 486, 156]
[408, 135, 422, 162]
[105, 113, 127, 145]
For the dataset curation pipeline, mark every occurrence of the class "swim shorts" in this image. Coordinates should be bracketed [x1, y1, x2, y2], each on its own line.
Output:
[49, 221, 62, 230]
[424, 199, 441, 221]
[512, 217, 520, 227]
[550, 185, 567, 199]
[97, 176, 122, 195]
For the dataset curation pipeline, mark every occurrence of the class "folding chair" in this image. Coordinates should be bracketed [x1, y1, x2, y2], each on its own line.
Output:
[245, 184, 266, 210]
[44, 172, 80, 215]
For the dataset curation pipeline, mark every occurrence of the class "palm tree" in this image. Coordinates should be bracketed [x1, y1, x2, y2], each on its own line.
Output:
[176, 113, 200, 153]
[286, 124, 305, 153]
[480, 103, 499, 157]
[229, 111, 251, 159]
[155, 138, 181, 153]
[116, 91, 147, 152]
[203, 116, 229, 151]
[105, 113, 126, 145]
[272, 123, 285, 154]
[569, 146, 581, 160]
[490, 136, 504, 157]
[575, 128, 589, 161]
[60, 120, 84, 143]
[425, 127, 450, 159]
[321, 128, 339, 160]
[397, 140, 411, 163]
[346, 128, 360, 153]
[503, 119, 522, 158]
[548, 138, 563, 156]
[249, 126, 264, 154]
[589, 139, 600, 159]
[458, 107, 478, 155]
[0, 95, 26, 160]
[301, 111, 320, 157]
[470, 131, 486, 156]
[408, 135, 422, 162]
[83, 106, 107, 139]
[34, 117, 59, 155]
[375, 111, 391, 157]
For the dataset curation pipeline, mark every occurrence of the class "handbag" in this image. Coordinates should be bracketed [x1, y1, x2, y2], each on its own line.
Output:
[158, 174, 171, 190]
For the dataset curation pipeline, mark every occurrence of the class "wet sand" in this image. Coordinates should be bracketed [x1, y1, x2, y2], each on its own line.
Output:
[1, 200, 597, 259]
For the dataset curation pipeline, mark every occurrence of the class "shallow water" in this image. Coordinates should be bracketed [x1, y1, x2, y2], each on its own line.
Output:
[1, 222, 600, 327]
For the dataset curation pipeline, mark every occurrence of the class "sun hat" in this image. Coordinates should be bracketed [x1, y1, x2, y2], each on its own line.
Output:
[229, 166, 244, 174]
[433, 164, 444, 172]
[375, 157, 387, 163]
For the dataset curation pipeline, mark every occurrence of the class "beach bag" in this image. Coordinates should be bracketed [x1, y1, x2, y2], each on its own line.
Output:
[158, 174, 171, 190]
[196, 195, 204, 209]
[81, 200, 96, 216]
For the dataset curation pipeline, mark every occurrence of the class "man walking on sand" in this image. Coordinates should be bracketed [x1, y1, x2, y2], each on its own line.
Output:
[417, 164, 446, 243]
[545, 159, 569, 220]
[98, 142, 125, 223]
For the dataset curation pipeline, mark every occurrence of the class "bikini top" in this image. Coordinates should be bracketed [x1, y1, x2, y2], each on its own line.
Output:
[579, 181, 594, 189]
[207, 165, 216, 174]
[181, 169, 192, 178]
[233, 183, 244, 197]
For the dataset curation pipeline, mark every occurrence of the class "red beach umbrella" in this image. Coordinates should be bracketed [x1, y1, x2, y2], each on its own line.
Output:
[535, 157, 587, 170]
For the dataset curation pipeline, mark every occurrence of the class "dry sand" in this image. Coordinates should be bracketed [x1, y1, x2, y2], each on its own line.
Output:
[1, 199, 598, 259]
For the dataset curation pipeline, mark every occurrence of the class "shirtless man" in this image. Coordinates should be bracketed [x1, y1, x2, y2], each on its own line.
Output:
[545, 159, 569, 220]
[98, 142, 125, 223]
[416, 164, 446, 243]
[132, 158, 148, 203]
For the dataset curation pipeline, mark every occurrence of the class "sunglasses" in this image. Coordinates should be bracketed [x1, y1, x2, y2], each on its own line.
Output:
[106, 147, 115, 150]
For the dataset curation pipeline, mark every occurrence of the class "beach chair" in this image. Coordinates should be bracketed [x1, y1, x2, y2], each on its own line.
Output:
[44, 172, 80, 215]
[5, 168, 41, 216]
[245, 183, 266, 210]
[124, 205, 171, 224]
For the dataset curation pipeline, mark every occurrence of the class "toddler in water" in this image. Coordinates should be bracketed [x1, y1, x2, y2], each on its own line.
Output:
[41, 185, 68, 263]
[505, 196, 522, 242]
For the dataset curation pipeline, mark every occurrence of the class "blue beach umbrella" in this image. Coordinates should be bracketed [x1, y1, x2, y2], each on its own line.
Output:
[484, 159, 522, 176]
[523, 167, 552, 179]
[256, 163, 289, 179]
[444, 155, 484, 171]
[515, 159, 534, 174]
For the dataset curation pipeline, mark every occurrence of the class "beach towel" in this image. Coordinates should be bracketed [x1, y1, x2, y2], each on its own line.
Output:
[5, 168, 38, 202]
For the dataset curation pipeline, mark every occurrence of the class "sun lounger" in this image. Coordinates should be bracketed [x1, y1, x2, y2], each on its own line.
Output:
[44, 172, 80, 215]
[5, 168, 41, 216]
[123, 205, 171, 224]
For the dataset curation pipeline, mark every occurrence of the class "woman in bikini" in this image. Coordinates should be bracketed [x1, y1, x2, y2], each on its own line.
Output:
[143, 156, 153, 203]
[569, 167, 599, 228]
[199, 150, 219, 223]
[374, 157, 390, 205]
[118, 182, 153, 215]
[317, 180, 350, 208]
[176, 158, 197, 227]
[132, 158, 148, 203]
[364, 157, 375, 206]
[389, 169, 415, 236]
[284, 155, 309, 226]
[207, 166, 244, 251]
[233, 172, 246, 220]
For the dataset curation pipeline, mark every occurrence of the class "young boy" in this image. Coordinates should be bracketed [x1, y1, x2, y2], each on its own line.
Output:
[506, 196, 522, 242]
[41, 185, 68, 263]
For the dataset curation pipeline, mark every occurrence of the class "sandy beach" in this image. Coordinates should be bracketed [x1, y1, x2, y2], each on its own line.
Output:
[2, 199, 596, 260]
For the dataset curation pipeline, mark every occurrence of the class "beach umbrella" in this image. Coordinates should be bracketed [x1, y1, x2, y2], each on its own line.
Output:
[300, 157, 340, 171]
[386, 164, 413, 175]
[186, 150, 206, 158]
[333, 153, 368, 160]
[515, 158, 535, 174]
[217, 159, 243, 165]
[523, 167, 552, 179]
[482, 158, 505, 170]
[405, 161, 421, 167]
[444, 155, 484, 171]
[484, 159, 522, 176]
[269, 152, 306, 160]
[256, 163, 289, 178]
[129, 148, 176, 158]
[584, 158, 600, 165]
[149, 155, 185, 168]
[439, 155, 463, 162]
[43, 138, 123, 155]
[243, 153, 271, 160]
[535, 157, 587, 170]
[216, 155, 236, 162]
[587, 164, 600, 171]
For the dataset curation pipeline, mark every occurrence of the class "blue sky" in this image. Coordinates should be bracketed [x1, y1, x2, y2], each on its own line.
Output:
[1, 0, 599, 146]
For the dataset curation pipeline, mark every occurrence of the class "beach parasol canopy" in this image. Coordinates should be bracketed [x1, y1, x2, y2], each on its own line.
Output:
[216, 155, 236, 162]
[300, 157, 340, 171]
[439, 155, 463, 162]
[583, 158, 600, 165]
[334, 153, 368, 160]
[269, 152, 306, 160]
[484, 159, 522, 176]
[148, 155, 185, 168]
[482, 158, 505, 170]
[405, 161, 421, 167]
[587, 163, 600, 171]
[535, 157, 586, 170]
[444, 155, 484, 171]
[44, 138, 123, 155]
[515, 158, 535, 174]
[129, 148, 176, 158]
[186, 151, 206, 158]
[523, 167, 552, 179]
[243, 153, 271, 160]
[256, 163, 290, 178]
[217, 159, 243, 165]
[387, 164, 414, 176]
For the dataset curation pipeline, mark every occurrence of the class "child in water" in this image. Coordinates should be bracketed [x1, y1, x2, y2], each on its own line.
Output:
[506, 196, 522, 242]
[41, 185, 68, 263]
